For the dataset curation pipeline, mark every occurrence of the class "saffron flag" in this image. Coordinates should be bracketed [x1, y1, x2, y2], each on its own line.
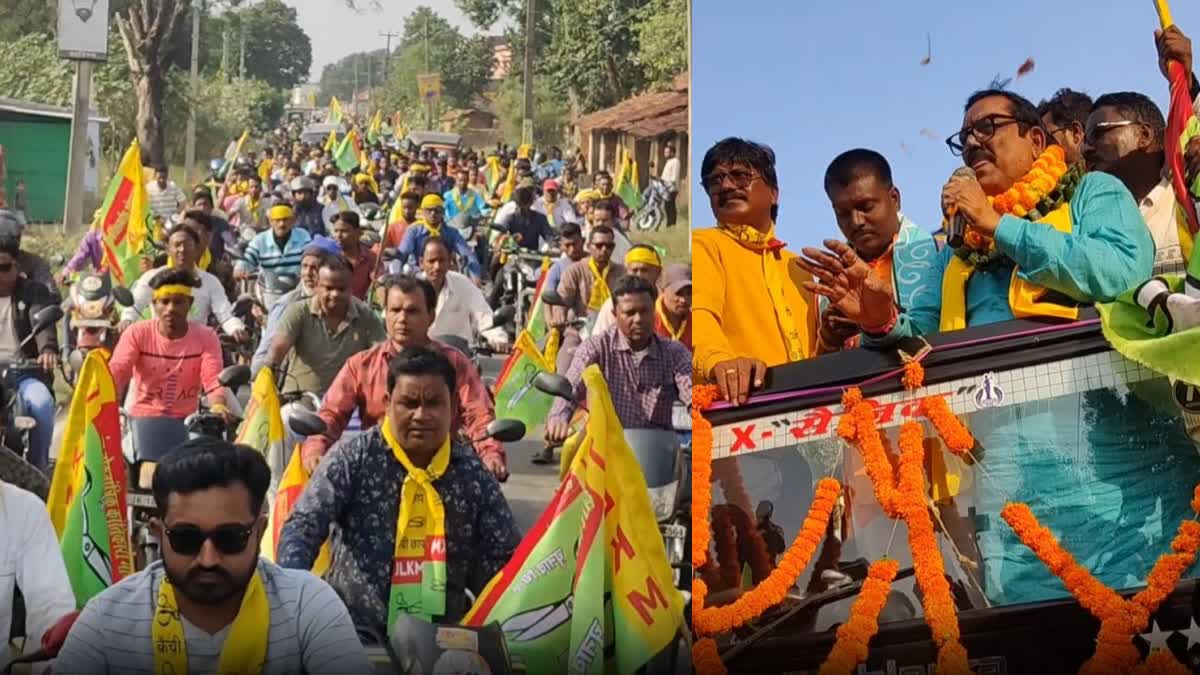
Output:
[1156, 2, 1200, 270]
[330, 96, 343, 124]
[464, 365, 684, 674]
[334, 128, 361, 173]
[46, 349, 134, 608]
[93, 140, 150, 287]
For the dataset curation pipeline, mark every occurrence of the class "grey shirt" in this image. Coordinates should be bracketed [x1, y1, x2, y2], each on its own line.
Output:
[53, 559, 371, 674]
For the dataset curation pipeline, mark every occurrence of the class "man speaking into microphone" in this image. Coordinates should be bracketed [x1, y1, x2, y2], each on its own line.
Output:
[797, 87, 1153, 342]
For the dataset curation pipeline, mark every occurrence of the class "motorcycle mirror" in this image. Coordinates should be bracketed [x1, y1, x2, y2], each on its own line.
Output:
[533, 372, 573, 401]
[112, 286, 135, 307]
[29, 306, 64, 334]
[484, 418, 526, 443]
[288, 409, 327, 437]
[540, 289, 565, 306]
[492, 305, 517, 325]
[217, 364, 251, 389]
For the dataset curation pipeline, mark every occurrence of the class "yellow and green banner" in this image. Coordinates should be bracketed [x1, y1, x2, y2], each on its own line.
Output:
[94, 140, 151, 287]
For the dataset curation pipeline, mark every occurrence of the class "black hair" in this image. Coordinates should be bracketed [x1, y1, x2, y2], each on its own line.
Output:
[335, 210, 361, 228]
[152, 438, 271, 519]
[148, 267, 202, 290]
[612, 274, 658, 302]
[247, 174, 262, 184]
[167, 223, 201, 246]
[559, 222, 583, 240]
[964, 88, 1046, 133]
[0, 236, 19, 259]
[318, 255, 353, 276]
[823, 148, 894, 193]
[400, 191, 422, 203]
[154, 166, 168, 175]
[191, 187, 214, 205]
[1037, 87, 1094, 129]
[421, 236, 450, 258]
[589, 224, 615, 240]
[386, 345, 457, 397]
[181, 209, 213, 233]
[1091, 91, 1167, 149]
[379, 273, 437, 312]
[515, 185, 536, 206]
[592, 200, 617, 215]
[701, 137, 780, 220]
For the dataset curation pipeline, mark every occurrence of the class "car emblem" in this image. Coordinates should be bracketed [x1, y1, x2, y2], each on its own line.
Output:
[1173, 380, 1200, 413]
[974, 372, 1004, 409]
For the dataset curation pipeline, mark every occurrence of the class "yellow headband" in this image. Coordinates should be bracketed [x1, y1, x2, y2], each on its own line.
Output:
[625, 247, 662, 268]
[574, 189, 601, 203]
[153, 284, 194, 300]
[421, 194, 445, 209]
[268, 204, 294, 220]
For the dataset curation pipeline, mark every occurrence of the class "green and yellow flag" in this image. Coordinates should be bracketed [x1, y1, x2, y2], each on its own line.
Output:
[330, 96, 344, 124]
[324, 129, 338, 152]
[493, 329, 557, 432]
[367, 110, 383, 145]
[46, 350, 134, 608]
[463, 365, 685, 674]
[93, 140, 151, 287]
[614, 151, 643, 211]
[333, 128, 361, 173]
[484, 155, 503, 196]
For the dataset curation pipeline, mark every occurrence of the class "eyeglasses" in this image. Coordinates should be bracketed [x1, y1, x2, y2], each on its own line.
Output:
[1084, 120, 1142, 145]
[701, 168, 758, 193]
[164, 523, 256, 556]
[946, 114, 1024, 156]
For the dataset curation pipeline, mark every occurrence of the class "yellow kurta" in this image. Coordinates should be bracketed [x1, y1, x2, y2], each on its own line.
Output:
[693, 227, 818, 380]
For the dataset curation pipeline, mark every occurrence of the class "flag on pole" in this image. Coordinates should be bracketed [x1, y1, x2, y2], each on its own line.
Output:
[499, 162, 517, 203]
[463, 365, 685, 674]
[92, 140, 151, 287]
[333, 129, 361, 173]
[46, 350, 134, 608]
[262, 438, 332, 575]
[493, 330, 557, 431]
[330, 96, 344, 124]
[217, 129, 249, 180]
[324, 129, 338, 153]
[1154, 1, 1200, 268]
[367, 110, 383, 145]
[484, 156, 503, 196]
[615, 153, 643, 211]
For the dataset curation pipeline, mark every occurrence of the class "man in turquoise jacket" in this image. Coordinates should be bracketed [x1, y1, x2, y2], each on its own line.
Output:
[799, 89, 1200, 607]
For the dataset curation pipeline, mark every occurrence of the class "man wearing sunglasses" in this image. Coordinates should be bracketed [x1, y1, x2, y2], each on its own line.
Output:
[550, 224, 625, 373]
[1037, 87, 1093, 167]
[278, 346, 520, 639]
[693, 137, 819, 406]
[54, 439, 370, 674]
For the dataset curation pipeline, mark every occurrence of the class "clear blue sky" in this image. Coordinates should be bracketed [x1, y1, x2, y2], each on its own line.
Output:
[691, 1, 1200, 244]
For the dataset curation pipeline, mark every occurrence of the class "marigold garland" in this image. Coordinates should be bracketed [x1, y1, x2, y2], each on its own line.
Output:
[902, 360, 926, 391]
[988, 145, 1068, 218]
[692, 637, 727, 675]
[817, 558, 900, 675]
[1192, 483, 1200, 515]
[710, 504, 774, 589]
[918, 396, 975, 455]
[692, 384, 719, 568]
[711, 507, 742, 590]
[693, 478, 842, 637]
[839, 389, 901, 517]
[1002, 502, 1200, 673]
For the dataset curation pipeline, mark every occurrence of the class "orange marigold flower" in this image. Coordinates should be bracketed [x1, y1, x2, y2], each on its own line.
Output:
[918, 395, 975, 454]
[901, 360, 925, 390]
[692, 408, 714, 569]
[1192, 484, 1200, 514]
[818, 558, 899, 675]
[692, 638, 726, 675]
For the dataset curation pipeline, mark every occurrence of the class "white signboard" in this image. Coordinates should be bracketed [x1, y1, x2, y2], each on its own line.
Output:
[58, 0, 110, 62]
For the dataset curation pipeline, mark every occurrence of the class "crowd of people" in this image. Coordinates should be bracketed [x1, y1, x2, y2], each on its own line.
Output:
[0, 103, 693, 669]
[695, 24, 1200, 613]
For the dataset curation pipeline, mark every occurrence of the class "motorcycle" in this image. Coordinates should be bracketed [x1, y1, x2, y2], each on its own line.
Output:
[61, 274, 134, 385]
[633, 177, 673, 232]
[0, 305, 65, 498]
[488, 222, 547, 328]
[433, 305, 515, 377]
[360, 615, 516, 675]
[226, 242, 299, 311]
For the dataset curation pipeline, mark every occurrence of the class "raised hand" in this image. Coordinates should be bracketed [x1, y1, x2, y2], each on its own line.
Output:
[796, 239, 895, 331]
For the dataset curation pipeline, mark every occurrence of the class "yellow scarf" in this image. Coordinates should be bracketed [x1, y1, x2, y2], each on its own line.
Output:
[544, 198, 557, 228]
[716, 222, 807, 361]
[656, 296, 686, 340]
[940, 202, 1078, 331]
[381, 418, 448, 629]
[451, 189, 475, 215]
[587, 257, 611, 311]
[166, 249, 211, 271]
[419, 219, 442, 238]
[153, 571, 269, 675]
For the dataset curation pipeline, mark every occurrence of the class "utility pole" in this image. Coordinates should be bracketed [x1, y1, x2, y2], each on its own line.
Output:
[238, 22, 246, 78]
[353, 55, 360, 117]
[62, 61, 92, 234]
[424, 15, 432, 129]
[521, 0, 535, 145]
[185, 0, 202, 188]
[379, 30, 398, 83]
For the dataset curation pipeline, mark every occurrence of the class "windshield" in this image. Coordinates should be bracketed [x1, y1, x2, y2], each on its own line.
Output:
[705, 346, 1200, 633]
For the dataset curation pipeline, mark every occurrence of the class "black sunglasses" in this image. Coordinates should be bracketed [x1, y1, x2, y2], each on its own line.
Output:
[165, 523, 256, 556]
[946, 114, 1024, 156]
[701, 168, 758, 193]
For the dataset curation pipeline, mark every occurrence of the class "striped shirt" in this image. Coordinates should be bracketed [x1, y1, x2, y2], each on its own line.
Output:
[145, 181, 187, 220]
[53, 560, 371, 675]
[236, 227, 313, 277]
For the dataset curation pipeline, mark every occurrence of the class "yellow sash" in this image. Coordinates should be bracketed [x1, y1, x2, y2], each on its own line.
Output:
[419, 219, 442, 238]
[166, 249, 211, 271]
[587, 257, 611, 311]
[939, 202, 1079, 332]
[451, 189, 475, 215]
[715, 223, 808, 361]
[153, 571, 269, 675]
[656, 296, 686, 340]
[381, 418, 449, 627]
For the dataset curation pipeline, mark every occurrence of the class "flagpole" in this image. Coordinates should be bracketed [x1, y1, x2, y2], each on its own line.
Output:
[1153, 0, 1173, 28]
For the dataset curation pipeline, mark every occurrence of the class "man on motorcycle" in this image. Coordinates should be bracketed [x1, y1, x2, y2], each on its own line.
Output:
[421, 237, 509, 352]
[397, 194, 482, 281]
[250, 240, 338, 375]
[543, 222, 586, 297]
[533, 179, 580, 228]
[301, 275, 509, 480]
[0, 236, 60, 472]
[496, 184, 556, 251]
[443, 168, 485, 222]
[278, 346, 520, 638]
[230, 175, 268, 232]
[545, 275, 692, 444]
[234, 204, 313, 281]
[352, 173, 380, 205]
[593, 171, 631, 227]
[54, 439, 370, 674]
[329, 211, 377, 300]
[655, 263, 692, 349]
[320, 176, 357, 229]
[109, 268, 230, 461]
[290, 176, 326, 236]
[383, 191, 422, 250]
[592, 244, 664, 335]
[550, 224, 625, 373]
[0, 213, 55, 296]
[189, 188, 234, 265]
[119, 219, 247, 342]
[0, 479, 76, 669]
[661, 143, 681, 227]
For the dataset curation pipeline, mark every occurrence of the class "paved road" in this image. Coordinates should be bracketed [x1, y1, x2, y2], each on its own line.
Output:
[48, 354, 561, 533]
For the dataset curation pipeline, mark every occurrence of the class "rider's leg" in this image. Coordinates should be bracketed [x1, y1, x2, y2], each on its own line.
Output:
[130, 417, 189, 462]
[16, 376, 54, 471]
[666, 189, 678, 226]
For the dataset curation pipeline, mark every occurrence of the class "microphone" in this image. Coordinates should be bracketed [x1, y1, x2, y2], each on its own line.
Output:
[946, 166, 976, 249]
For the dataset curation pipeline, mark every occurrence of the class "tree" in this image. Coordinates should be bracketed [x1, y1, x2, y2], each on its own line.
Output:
[116, 0, 190, 167]
[493, 73, 568, 147]
[317, 49, 388, 106]
[633, 0, 687, 88]
[218, 0, 312, 89]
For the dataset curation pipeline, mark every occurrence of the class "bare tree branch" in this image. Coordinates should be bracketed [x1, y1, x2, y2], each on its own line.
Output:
[158, 0, 189, 69]
[115, 13, 144, 79]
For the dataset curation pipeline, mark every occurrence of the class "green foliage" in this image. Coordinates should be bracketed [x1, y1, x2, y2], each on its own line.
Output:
[633, 0, 687, 87]
[317, 49, 389, 106]
[492, 74, 568, 147]
[206, 0, 312, 90]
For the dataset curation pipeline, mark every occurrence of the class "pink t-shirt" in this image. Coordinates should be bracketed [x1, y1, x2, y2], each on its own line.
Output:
[109, 321, 225, 419]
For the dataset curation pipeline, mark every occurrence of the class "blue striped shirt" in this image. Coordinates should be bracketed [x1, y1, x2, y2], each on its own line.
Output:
[237, 228, 313, 277]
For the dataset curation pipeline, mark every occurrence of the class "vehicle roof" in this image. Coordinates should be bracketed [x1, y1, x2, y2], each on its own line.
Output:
[301, 122, 343, 136]
[406, 130, 462, 146]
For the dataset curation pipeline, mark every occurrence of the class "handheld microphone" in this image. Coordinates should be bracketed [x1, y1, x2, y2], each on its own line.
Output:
[946, 166, 976, 249]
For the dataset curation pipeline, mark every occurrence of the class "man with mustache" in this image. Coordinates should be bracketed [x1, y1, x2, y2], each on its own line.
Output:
[54, 439, 369, 674]
[1037, 87, 1093, 166]
[693, 137, 819, 405]
[800, 88, 1163, 606]
[817, 149, 936, 353]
